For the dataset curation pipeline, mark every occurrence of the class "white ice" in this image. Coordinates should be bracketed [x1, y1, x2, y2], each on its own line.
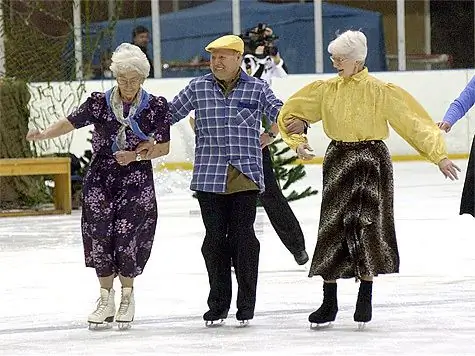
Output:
[1, 160, 475, 356]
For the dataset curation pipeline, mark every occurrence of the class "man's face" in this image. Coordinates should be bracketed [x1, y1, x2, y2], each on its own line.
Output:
[210, 49, 242, 81]
[133, 32, 149, 47]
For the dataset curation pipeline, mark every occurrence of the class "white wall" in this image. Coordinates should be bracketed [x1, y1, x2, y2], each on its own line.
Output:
[29, 69, 475, 163]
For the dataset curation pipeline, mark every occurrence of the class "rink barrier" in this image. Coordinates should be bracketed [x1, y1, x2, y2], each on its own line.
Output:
[0, 157, 72, 217]
[154, 152, 470, 171]
[30, 69, 475, 163]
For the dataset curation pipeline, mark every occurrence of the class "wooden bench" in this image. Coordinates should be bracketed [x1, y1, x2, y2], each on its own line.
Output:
[0, 157, 72, 217]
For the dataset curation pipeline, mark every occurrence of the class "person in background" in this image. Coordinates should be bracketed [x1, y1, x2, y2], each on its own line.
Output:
[132, 25, 154, 78]
[438, 75, 475, 216]
[240, 24, 309, 266]
[279, 30, 460, 329]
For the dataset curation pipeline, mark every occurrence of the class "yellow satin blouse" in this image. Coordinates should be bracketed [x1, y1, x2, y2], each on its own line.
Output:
[277, 68, 448, 164]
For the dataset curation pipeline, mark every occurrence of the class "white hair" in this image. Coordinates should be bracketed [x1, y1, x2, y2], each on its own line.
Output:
[327, 30, 367, 62]
[109, 43, 150, 78]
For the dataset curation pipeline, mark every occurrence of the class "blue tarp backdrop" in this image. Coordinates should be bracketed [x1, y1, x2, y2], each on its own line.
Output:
[86, 0, 386, 77]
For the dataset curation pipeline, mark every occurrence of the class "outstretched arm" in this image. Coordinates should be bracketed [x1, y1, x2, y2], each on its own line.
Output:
[439, 76, 475, 132]
[385, 84, 460, 180]
[26, 118, 75, 141]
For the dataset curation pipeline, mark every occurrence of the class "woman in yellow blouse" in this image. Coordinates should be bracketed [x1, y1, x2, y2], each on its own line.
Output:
[278, 30, 460, 329]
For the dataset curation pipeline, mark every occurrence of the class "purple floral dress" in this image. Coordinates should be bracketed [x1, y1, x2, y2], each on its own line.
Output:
[67, 91, 171, 278]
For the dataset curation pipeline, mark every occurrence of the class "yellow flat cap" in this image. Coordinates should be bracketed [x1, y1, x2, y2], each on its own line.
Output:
[205, 35, 244, 54]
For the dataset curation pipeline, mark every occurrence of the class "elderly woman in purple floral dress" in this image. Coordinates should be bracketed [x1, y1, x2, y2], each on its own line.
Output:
[26, 43, 171, 330]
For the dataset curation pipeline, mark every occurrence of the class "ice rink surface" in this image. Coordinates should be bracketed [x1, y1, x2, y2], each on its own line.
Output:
[1, 160, 474, 355]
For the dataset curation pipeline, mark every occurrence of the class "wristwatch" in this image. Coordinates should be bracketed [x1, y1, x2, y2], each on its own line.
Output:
[267, 131, 277, 139]
[135, 153, 142, 161]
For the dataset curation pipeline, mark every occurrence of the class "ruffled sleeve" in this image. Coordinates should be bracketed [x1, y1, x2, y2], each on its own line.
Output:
[384, 84, 448, 164]
[277, 80, 324, 151]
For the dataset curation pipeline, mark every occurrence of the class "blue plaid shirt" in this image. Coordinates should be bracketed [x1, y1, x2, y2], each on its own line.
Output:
[169, 70, 283, 193]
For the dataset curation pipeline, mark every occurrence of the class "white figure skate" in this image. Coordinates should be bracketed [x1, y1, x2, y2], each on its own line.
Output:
[88, 288, 116, 330]
[115, 287, 135, 330]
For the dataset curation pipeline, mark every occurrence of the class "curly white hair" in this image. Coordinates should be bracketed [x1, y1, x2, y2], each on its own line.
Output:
[109, 43, 150, 78]
[327, 30, 367, 63]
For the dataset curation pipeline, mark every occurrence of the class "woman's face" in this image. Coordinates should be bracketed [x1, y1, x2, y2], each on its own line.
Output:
[116, 71, 144, 101]
[330, 54, 361, 78]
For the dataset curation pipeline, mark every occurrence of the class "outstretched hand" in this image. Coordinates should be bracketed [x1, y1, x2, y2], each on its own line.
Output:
[438, 158, 461, 180]
[26, 128, 45, 141]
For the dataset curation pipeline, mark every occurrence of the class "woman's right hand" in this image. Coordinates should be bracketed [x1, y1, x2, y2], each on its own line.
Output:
[438, 158, 460, 180]
[437, 121, 452, 133]
[296, 143, 315, 160]
[26, 128, 45, 141]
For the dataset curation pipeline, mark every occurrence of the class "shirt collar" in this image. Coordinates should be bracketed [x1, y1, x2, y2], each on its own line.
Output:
[215, 69, 241, 92]
[204, 69, 252, 83]
[338, 67, 369, 82]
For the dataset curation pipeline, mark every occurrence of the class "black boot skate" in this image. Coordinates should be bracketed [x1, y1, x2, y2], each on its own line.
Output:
[354, 280, 373, 330]
[309, 282, 338, 329]
[236, 309, 253, 327]
[203, 309, 229, 327]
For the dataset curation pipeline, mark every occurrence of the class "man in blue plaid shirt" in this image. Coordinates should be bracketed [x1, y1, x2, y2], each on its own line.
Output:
[168, 35, 282, 326]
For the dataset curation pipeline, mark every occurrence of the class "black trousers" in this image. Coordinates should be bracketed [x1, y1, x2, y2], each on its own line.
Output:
[196, 190, 259, 318]
[460, 135, 475, 217]
[259, 145, 306, 255]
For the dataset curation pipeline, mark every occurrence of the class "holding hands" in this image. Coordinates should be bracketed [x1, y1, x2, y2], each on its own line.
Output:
[436, 120, 461, 179]
[114, 151, 138, 166]
[285, 118, 307, 135]
[437, 121, 452, 133]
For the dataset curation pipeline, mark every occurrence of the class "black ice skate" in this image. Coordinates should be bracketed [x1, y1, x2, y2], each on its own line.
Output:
[236, 309, 253, 327]
[203, 309, 229, 327]
[309, 282, 338, 329]
[354, 280, 373, 330]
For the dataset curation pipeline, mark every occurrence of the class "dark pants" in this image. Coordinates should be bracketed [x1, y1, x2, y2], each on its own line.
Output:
[259, 145, 306, 255]
[196, 190, 260, 318]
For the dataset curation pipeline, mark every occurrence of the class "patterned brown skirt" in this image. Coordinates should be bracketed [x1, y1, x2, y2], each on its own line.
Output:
[309, 140, 399, 280]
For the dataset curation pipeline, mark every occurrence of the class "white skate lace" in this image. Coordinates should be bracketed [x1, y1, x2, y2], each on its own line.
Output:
[92, 297, 109, 316]
[118, 296, 130, 314]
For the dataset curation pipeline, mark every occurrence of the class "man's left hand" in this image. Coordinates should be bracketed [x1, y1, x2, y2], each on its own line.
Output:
[136, 140, 155, 159]
[260, 132, 275, 148]
[285, 118, 306, 135]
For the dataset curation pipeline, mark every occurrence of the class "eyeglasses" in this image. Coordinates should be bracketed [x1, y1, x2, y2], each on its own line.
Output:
[116, 77, 142, 86]
[330, 56, 347, 64]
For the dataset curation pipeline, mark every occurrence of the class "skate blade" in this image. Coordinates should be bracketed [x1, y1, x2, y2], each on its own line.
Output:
[88, 321, 113, 330]
[356, 322, 367, 330]
[117, 321, 132, 330]
[205, 319, 225, 328]
[236, 320, 249, 328]
[88, 316, 114, 330]
[309, 321, 333, 330]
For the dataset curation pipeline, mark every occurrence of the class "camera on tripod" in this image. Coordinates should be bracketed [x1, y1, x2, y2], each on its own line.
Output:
[240, 23, 279, 58]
